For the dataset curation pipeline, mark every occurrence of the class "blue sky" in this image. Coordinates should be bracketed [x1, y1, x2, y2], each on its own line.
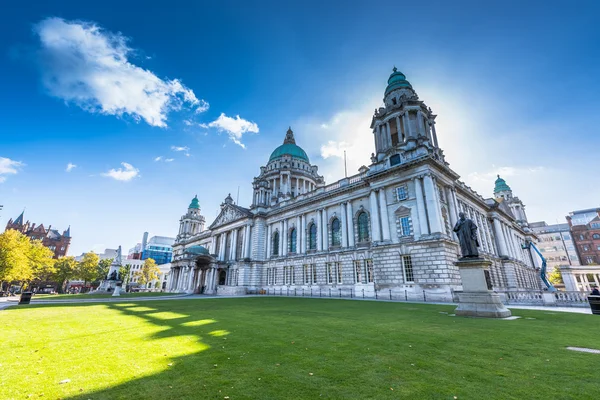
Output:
[1, 0, 599, 256]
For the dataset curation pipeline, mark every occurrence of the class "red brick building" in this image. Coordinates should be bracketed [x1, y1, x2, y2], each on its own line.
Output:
[567, 208, 600, 265]
[5, 211, 71, 258]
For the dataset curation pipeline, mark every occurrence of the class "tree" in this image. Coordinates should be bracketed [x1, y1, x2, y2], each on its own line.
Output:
[134, 258, 161, 287]
[0, 230, 54, 291]
[549, 266, 563, 285]
[120, 264, 132, 287]
[0, 230, 33, 286]
[52, 256, 78, 293]
[97, 258, 113, 282]
[76, 252, 100, 290]
[28, 240, 56, 284]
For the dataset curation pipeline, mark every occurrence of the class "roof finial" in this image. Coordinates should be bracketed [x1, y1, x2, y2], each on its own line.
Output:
[284, 126, 296, 144]
[393, 66, 397, 72]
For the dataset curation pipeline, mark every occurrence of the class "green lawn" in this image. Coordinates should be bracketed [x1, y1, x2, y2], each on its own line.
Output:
[32, 292, 178, 300]
[0, 298, 597, 400]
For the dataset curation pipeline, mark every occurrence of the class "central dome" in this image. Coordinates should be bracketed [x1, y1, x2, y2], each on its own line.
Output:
[268, 127, 310, 163]
[385, 67, 412, 96]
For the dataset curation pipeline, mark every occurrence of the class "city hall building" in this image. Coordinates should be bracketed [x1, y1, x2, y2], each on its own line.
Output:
[168, 69, 542, 300]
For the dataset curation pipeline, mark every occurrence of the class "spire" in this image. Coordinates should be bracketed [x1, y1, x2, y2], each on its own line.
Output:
[14, 211, 24, 225]
[283, 127, 296, 145]
[63, 225, 71, 238]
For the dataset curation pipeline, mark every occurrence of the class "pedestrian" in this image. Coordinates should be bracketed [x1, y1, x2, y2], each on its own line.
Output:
[591, 286, 600, 296]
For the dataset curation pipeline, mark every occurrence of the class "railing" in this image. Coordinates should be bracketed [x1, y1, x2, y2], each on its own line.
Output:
[502, 291, 544, 304]
[247, 287, 592, 308]
[553, 291, 589, 305]
[250, 286, 454, 303]
[499, 290, 590, 307]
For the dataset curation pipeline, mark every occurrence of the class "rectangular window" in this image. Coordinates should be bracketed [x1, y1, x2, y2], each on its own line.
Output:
[312, 264, 317, 284]
[396, 186, 408, 201]
[402, 255, 414, 283]
[354, 260, 362, 283]
[366, 259, 374, 283]
[327, 263, 334, 284]
[336, 262, 342, 284]
[303, 265, 310, 284]
[400, 217, 411, 236]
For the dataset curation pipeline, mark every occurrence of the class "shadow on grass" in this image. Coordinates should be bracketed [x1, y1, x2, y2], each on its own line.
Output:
[63, 301, 231, 400]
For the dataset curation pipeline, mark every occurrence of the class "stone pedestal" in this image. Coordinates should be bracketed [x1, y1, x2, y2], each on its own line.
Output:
[455, 258, 511, 318]
[112, 284, 122, 297]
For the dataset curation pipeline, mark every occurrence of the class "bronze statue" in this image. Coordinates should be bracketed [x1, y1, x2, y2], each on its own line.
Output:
[453, 212, 480, 258]
[108, 270, 119, 281]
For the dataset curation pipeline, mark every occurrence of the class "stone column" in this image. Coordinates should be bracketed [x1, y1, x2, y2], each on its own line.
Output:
[266, 224, 271, 258]
[395, 116, 402, 142]
[369, 190, 381, 242]
[187, 266, 195, 292]
[414, 177, 429, 236]
[244, 225, 251, 259]
[445, 187, 457, 227]
[340, 203, 348, 247]
[378, 189, 391, 241]
[230, 228, 237, 261]
[296, 215, 302, 252]
[346, 202, 355, 247]
[416, 111, 424, 137]
[282, 220, 288, 256]
[385, 121, 391, 149]
[492, 217, 509, 257]
[316, 210, 322, 251]
[322, 208, 329, 249]
[301, 214, 307, 253]
[404, 112, 412, 138]
[431, 121, 439, 147]
[423, 175, 443, 233]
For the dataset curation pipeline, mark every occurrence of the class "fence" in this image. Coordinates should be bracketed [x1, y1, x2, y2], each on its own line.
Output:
[498, 290, 589, 307]
[252, 287, 453, 303]
[249, 287, 592, 308]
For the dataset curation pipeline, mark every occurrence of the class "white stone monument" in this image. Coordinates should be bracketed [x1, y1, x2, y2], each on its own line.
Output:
[94, 246, 123, 295]
[454, 258, 511, 318]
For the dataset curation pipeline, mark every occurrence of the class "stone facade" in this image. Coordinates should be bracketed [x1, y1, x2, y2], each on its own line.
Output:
[169, 69, 542, 300]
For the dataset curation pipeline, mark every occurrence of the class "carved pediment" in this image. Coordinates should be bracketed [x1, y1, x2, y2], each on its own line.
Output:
[394, 205, 412, 216]
[209, 204, 251, 229]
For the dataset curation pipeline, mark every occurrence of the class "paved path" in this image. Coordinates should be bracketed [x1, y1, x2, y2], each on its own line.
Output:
[0, 294, 593, 314]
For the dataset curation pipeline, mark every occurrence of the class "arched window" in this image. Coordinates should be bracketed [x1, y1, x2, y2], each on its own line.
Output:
[593, 234, 600, 240]
[289, 228, 297, 253]
[308, 223, 317, 250]
[272, 231, 279, 256]
[357, 212, 370, 242]
[331, 218, 341, 246]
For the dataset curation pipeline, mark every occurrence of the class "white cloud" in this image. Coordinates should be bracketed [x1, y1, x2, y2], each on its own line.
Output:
[0, 157, 25, 183]
[34, 17, 208, 128]
[154, 156, 163, 162]
[165, 158, 174, 162]
[101, 162, 139, 181]
[208, 113, 259, 149]
[171, 146, 189, 152]
[468, 166, 545, 184]
[66, 162, 77, 172]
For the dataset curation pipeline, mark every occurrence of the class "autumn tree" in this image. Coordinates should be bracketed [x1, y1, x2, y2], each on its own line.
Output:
[76, 252, 100, 290]
[0, 230, 54, 291]
[134, 258, 161, 287]
[548, 266, 563, 285]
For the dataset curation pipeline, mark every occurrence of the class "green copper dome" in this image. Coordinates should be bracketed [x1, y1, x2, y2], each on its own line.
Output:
[494, 175, 511, 193]
[269, 127, 310, 163]
[189, 195, 200, 209]
[385, 67, 412, 96]
[184, 245, 209, 256]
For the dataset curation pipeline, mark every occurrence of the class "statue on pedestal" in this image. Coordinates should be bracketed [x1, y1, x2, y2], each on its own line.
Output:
[453, 212, 479, 258]
[108, 270, 119, 281]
